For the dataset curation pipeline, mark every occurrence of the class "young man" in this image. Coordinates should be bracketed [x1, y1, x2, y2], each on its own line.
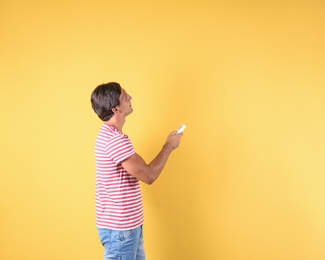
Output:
[91, 82, 184, 260]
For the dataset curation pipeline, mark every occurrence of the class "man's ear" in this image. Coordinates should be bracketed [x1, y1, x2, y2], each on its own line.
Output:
[112, 107, 118, 113]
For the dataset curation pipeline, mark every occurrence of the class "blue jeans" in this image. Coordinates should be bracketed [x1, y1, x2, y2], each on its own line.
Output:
[97, 226, 146, 260]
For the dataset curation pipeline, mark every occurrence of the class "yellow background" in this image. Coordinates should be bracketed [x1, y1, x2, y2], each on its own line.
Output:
[1, 0, 325, 259]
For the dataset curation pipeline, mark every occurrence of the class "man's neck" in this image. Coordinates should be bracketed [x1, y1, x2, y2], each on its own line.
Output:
[105, 116, 125, 132]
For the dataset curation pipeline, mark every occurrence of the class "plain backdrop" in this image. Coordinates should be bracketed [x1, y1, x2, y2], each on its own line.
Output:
[1, 0, 325, 259]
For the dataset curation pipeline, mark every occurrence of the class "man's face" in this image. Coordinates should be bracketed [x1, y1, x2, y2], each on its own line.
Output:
[116, 88, 133, 116]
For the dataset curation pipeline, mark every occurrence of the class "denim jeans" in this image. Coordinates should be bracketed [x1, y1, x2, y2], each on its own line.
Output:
[97, 225, 146, 260]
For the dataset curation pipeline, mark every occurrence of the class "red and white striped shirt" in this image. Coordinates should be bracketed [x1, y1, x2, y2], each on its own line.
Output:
[94, 124, 144, 230]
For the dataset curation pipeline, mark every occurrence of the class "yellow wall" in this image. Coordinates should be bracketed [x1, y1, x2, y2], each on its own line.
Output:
[1, 1, 325, 259]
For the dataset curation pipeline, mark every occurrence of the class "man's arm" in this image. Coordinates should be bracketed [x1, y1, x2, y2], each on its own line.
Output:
[121, 131, 183, 185]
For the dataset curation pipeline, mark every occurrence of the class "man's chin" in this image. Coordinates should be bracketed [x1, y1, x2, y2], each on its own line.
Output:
[127, 108, 134, 115]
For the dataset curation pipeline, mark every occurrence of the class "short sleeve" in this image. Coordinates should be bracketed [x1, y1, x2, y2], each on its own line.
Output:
[105, 134, 135, 164]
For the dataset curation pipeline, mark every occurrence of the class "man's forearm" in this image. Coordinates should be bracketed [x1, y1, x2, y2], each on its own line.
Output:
[147, 143, 174, 184]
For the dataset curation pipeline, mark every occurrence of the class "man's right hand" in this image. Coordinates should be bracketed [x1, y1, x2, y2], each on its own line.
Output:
[165, 131, 184, 151]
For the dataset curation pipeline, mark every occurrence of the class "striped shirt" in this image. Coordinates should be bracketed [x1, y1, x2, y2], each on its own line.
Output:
[94, 124, 144, 230]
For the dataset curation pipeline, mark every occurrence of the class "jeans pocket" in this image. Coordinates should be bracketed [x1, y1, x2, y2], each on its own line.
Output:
[118, 229, 132, 241]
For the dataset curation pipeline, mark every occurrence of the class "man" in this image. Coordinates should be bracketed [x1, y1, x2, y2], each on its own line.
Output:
[91, 82, 184, 260]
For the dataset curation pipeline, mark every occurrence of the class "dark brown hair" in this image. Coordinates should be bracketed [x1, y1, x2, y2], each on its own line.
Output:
[91, 82, 122, 121]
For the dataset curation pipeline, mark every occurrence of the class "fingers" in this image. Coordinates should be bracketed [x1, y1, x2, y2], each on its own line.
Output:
[170, 131, 184, 136]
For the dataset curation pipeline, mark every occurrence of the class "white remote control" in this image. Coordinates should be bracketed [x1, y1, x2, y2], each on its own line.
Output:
[176, 124, 186, 134]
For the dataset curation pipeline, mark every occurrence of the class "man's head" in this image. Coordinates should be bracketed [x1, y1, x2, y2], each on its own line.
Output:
[91, 82, 122, 121]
